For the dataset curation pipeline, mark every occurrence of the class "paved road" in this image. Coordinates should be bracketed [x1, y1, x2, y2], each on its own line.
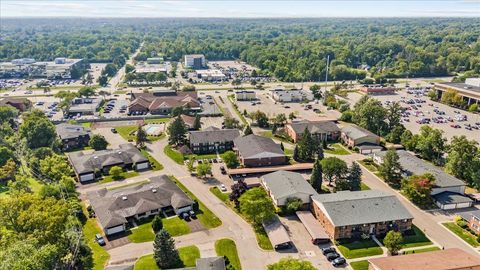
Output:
[102, 138, 340, 269]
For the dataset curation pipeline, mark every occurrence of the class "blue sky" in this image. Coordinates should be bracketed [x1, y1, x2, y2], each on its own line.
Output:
[1, 1, 479, 18]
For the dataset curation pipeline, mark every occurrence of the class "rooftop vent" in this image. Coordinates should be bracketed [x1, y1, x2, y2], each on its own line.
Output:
[152, 188, 157, 193]
[121, 194, 127, 200]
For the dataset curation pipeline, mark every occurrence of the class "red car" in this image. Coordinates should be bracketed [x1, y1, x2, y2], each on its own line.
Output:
[450, 124, 461, 128]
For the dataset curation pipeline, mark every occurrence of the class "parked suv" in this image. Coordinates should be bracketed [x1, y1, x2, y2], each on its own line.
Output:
[95, 234, 105, 246]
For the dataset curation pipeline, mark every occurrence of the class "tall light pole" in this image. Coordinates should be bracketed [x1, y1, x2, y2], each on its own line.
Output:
[324, 55, 330, 93]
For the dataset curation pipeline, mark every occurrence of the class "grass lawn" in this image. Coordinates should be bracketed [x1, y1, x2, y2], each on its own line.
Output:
[99, 171, 140, 184]
[141, 150, 164, 171]
[358, 159, 379, 173]
[215, 239, 242, 270]
[284, 148, 293, 156]
[116, 125, 164, 142]
[350, 260, 369, 270]
[254, 225, 274, 250]
[336, 239, 383, 259]
[81, 206, 110, 270]
[186, 153, 219, 161]
[144, 117, 170, 124]
[443, 222, 480, 247]
[210, 187, 230, 203]
[0, 177, 43, 198]
[128, 216, 191, 243]
[134, 245, 200, 270]
[400, 225, 432, 248]
[164, 145, 184, 165]
[81, 122, 93, 128]
[403, 246, 440, 254]
[169, 176, 222, 229]
[259, 130, 293, 145]
[360, 183, 371, 190]
[324, 143, 350, 155]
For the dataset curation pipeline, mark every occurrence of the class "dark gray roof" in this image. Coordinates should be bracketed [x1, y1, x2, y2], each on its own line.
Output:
[437, 82, 480, 94]
[289, 120, 340, 135]
[195, 257, 226, 270]
[56, 123, 90, 140]
[458, 210, 480, 221]
[262, 171, 316, 200]
[433, 191, 473, 205]
[68, 143, 148, 175]
[341, 124, 379, 141]
[234, 134, 285, 159]
[88, 175, 194, 229]
[312, 190, 413, 227]
[375, 150, 465, 188]
[262, 215, 291, 247]
[188, 126, 240, 144]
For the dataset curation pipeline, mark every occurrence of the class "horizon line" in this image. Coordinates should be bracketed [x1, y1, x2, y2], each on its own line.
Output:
[2, 16, 480, 19]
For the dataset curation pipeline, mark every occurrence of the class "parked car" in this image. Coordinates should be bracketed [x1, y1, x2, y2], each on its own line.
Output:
[331, 257, 346, 267]
[322, 247, 336, 255]
[220, 166, 226, 175]
[95, 234, 105, 246]
[181, 212, 190, 221]
[326, 252, 340, 261]
[111, 128, 117, 133]
[220, 184, 227, 192]
[189, 210, 196, 219]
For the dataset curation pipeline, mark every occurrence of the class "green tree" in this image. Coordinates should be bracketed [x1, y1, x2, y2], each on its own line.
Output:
[39, 155, 73, 182]
[168, 116, 187, 146]
[89, 134, 108, 150]
[469, 103, 478, 112]
[401, 173, 435, 207]
[445, 136, 479, 185]
[383, 231, 403, 255]
[244, 125, 253, 135]
[0, 105, 18, 124]
[386, 102, 402, 132]
[224, 117, 240, 129]
[346, 161, 362, 191]
[171, 107, 183, 117]
[109, 166, 123, 180]
[193, 114, 201, 130]
[153, 230, 181, 269]
[196, 163, 212, 178]
[296, 128, 316, 162]
[321, 157, 348, 186]
[288, 112, 297, 121]
[19, 111, 56, 149]
[285, 197, 303, 212]
[415, 126, 446, 165]
[136, 125, 148, 148]
[125, 64, 135, 73]
[353, 96, 387, 135]
[249, 110, 269, 128]
[78, 86, 96, 98]
[0, 159, 16, 182]
[152, 215, 164, 233]
[98, 75, 108, 86]
[222, 151, 240, 169]
[0, 146, 14, 167]
[378, 149, 403, 187]
[310, 159, 323, 193]
[386, 125, 406, 144]
[293, 145, 300, 161]
[239, 188, 275, 225]
[274, 113, 287, 126]
[267, 257, 316, 270]
[400, 130, 416, 150]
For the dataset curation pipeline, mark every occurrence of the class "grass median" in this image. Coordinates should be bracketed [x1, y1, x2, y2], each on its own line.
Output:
[443, 222, 480, 247]
[336, 238, 383, 259]
[215, 238, 242, 270]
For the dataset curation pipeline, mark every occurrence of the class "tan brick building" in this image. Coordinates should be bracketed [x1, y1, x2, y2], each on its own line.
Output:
[311, 190, 413, 240]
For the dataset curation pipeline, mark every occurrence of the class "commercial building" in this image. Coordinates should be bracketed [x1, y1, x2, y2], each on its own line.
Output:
[373, 150, 472, 209]
[285, 120, 340, 142]
[146, 57, 163, 64]
[67, 143, 149, 182]
[188, 126, 240, 154]
[261, 171, 316, 207]
[459, 210, 480, 235]
[269, 86, 313, 102]
[87, 175, 194, 236]
[340, 124, 382, 154]
[368, 248, 480, 270]
[360, 85, 396, 95]
[128, 92, 201, 115]
[56, 123, 91, 151]
[134, 63, 167, 74]
[434, 78, 480, 108]
[0, 58, 85, 79]
[0, 97, 32, 112]
[233, 134, 287, 167]
[311, 190, 413, 240]
[235, 90, 256, 101]
[184, 54, 206, 69]
[195, 69, 226, 82]
[68, 97, 102, 115]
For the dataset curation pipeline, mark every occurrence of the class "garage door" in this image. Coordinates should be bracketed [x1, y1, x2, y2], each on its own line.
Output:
[457, 202, 473, 208]
[106, 225, 125, 235]
[442, 203, 456, 210]
[136, 162, 149, 170]
[80, 173, 95, 182]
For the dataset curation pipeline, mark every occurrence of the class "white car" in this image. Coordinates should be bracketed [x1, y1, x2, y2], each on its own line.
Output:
[220, 184, 227, 192]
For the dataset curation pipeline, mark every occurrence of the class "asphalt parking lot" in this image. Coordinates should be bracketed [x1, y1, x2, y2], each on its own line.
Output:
[359, 90, 480, 142]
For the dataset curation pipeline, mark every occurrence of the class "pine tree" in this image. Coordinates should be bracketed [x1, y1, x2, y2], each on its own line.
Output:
[280, 142, 285, 151]
[136, 124, 148, 148]
[193, 114, 201, 130]
[298, 128, 315, 161]
[316, 144, 324, 160]
[310, 159, 323, 193]
[244, 125, 253, 136]
[322, 139, 328, 150]
[168, 116, 187, 146]
[152, 215, 163, 233]
[293, 145, 300, 161]
[154, 230, 181, 269]
[378, 148, 403, 187]
[347, 161, 362, 191]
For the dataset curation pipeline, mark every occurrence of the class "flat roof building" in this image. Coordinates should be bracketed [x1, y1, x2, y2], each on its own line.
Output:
[0, 58, 84, 79]
[434, 79, 480, 109]
[368, 248, 480, 270]
[185, 54, 206, 69]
